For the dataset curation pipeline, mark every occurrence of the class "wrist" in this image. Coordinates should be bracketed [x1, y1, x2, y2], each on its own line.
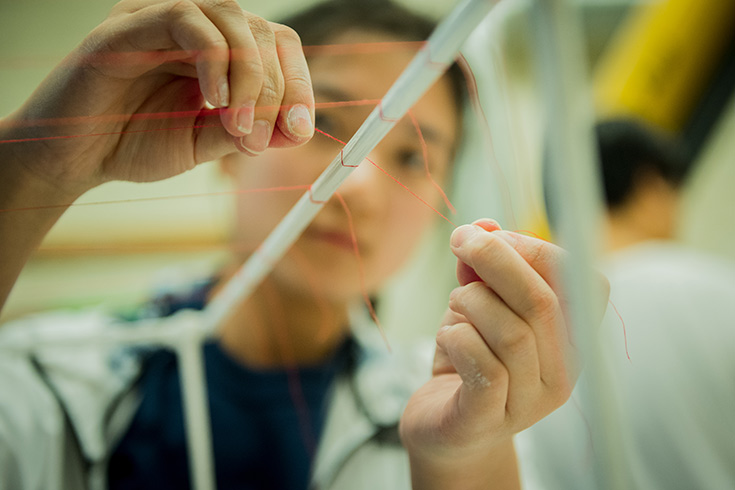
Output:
[407, 438, 519, 490]
[0, 122, 89, 206]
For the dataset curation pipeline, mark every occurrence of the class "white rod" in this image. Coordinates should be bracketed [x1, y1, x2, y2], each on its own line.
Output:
[203, 0, 498, 333]
[177, 328, 216, 490]
[530, 1, 627, 489]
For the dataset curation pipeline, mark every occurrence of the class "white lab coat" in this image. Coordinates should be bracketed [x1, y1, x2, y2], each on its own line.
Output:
[517, 242, 735, 489]
[0, 306, 434, 490]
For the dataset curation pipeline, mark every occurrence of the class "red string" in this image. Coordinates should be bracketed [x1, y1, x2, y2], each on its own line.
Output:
[456, 53, 518, 230]
[514, 229, 546, 241]
[2, 41, 426, 70]
[0, 185, 309, 214]
[406, 109, 456, 213]
[608, 299, 631, 362]
[0, 123, 219, 145]
[0, 100, 381, 133]
[334, 192, 391, 353]
[261, 281, 317, 456]
[314, 128, 456, 227]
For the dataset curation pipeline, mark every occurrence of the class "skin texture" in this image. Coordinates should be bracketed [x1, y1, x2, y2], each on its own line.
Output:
[0, 2, 608, 488]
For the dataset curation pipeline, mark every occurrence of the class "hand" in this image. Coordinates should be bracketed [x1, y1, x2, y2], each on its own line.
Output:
[1, 0, 314, 197]
[399, 219, 609, 488]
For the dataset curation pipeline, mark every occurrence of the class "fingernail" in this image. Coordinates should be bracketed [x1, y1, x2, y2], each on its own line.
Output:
[240, 120, 271, 154]
[450, 224, 480, 248]
[237, 101, 256, 134]
[287, 104, 313, 138]
[217, 76, 230, 108]
[473, 218, 501, 232]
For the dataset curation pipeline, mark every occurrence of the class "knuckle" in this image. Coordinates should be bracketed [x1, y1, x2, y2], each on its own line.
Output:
[205, 0, 242, 15]
[240, 57, 265, 79]
[206, 36, 230, 52]
[547, 376, 573, 408]
[469, 232, 503, 266]
[447, 287, 463, 312]
[248, 16, 275, 44]
[448, 282, 482, 314]
[166, 0, 196, 20]
[527, 287, 559, 322]
[484, 360, 508, 386]
[282, 70, 312, 93]
[273, 24, 302, 45]
[258, 74, 284, 103]
[499, 326, 534, 356]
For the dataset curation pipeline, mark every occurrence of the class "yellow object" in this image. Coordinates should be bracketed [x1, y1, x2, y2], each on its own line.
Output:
[594, 0, 735, 132]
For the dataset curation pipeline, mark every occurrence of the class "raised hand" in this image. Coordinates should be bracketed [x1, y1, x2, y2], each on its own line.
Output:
[1, 0, 314, 196]
[400, 219, 608, 489]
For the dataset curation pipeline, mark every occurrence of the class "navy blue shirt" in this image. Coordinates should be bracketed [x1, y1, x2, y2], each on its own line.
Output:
[108, 282, 352, 489]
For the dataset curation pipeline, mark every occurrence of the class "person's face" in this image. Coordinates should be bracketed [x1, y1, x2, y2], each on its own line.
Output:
[225, 30, 460, 303]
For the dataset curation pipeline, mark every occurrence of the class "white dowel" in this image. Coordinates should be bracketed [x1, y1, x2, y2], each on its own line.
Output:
[203, 0, 498, 333]
[177, 324, 216, 490]
[530, 1, 627, 488]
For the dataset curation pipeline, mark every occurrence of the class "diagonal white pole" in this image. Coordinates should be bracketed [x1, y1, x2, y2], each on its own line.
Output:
[530, 1, 627, 489]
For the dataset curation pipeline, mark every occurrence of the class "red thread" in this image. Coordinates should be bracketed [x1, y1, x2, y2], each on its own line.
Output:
[287, 245, 336, 343]
[456, 53, 518, 230]
[0, 185, 309, 214]
[514, 229, 547, 241]
[406, 109, 456, 213]
[608, 299, 631, 362]
[377, 101, 400, 123]
[307, 185, 327, 204]
[0, 123, 219, 145]
[314, 128, 456, 227]
[334, 192, 391, 353]
[1, 41, 427, 69]
[261, 281, 317, 456]
[0, 100, 379, 135]
[420, 43, 446, 70]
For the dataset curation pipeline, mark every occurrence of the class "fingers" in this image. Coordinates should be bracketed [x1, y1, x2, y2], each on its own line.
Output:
[449, 224, 576, 413]
[447, 283, 542, 416]
[195, 3, 264, 136]
[451, 225, 565, 340]
[456, 219, 500, 286]
[268, 23, 315, 148]
[103, 0, 314, 152]
[435, 323, 508, 428]
[101, 1, 232, 109]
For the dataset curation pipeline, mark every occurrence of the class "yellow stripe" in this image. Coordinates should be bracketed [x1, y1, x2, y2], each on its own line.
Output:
[594, 0, 735, 131]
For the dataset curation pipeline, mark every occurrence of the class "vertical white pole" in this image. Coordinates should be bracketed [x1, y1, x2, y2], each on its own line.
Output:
[530, 0, 627, 489]
[177, 325, 216, 490]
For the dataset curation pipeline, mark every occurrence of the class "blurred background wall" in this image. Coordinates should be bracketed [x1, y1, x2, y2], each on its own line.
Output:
[2, 0, 734, 327]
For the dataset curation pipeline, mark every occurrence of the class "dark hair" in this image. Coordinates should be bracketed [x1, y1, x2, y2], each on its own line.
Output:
[279, 0, 466, 110]
[596, 118, 690, 209]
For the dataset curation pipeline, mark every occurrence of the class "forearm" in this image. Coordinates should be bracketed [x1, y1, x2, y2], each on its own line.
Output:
[408, 438, 520, 490]
[0, 139, 82, 310]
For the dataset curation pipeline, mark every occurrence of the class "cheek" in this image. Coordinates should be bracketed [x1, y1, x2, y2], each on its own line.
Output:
[374, 192, 438, 270]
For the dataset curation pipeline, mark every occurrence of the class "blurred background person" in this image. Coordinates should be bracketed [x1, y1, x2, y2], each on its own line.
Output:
[518, 117, 735, 489]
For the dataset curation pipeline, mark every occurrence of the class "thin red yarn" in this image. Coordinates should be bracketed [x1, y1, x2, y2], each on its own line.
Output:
[334, 191, 391, 353]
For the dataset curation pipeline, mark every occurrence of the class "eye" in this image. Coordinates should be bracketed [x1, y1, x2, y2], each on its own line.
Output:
[397, 149, 427, 174]
[314, 112, 337, 136]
